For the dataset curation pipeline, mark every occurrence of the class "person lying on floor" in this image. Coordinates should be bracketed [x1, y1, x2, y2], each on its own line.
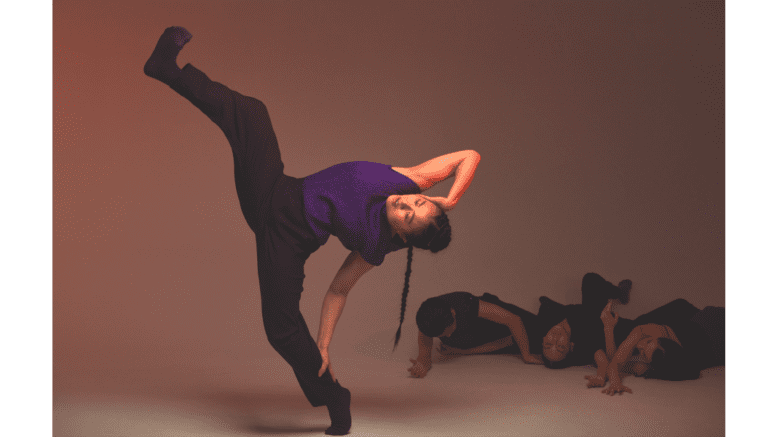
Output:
[584, 299, 725, 395]
[407, 291, 545, 378]
[538, 273, 634, 369]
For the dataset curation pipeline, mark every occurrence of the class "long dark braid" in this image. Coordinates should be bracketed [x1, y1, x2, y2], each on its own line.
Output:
[393, 246, 413, 350]
[392, 211, 452, 350]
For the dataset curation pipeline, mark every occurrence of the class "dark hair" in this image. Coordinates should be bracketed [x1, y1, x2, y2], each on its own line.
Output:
[392, 211, 452, 350]
[643, 338, 701, 381]
[405, 211, 451, 253]
[415, 297, 455, 338]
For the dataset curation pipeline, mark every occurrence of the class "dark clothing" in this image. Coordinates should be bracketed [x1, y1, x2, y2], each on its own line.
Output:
[303, 161, 420, 266]
[633, 298, 701, 327]
[538, 273, 635, 366]
[634, 299, 725, 370]
[165, 63, 392, 407]
[691, 306, 725, 367]
[480, 292, 545, 355]
[436, 292, 544, 355]
[435, 292, 481, 350]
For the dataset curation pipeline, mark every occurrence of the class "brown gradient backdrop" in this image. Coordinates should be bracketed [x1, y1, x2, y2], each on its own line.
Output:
[54, 0, 724, 400]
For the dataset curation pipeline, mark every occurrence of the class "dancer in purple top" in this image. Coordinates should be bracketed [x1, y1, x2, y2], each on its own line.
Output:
[144, 27, 480, 435]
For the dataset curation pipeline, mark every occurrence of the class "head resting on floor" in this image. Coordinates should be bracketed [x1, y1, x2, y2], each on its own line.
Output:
[642, 338, 701, 380]
[542, 320, 575, 368]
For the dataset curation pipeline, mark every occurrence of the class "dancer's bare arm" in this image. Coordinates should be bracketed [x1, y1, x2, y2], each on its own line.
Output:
[584, 349, 610, 388]
[600, 301, 619, 360]
[408, 331, 434, 378]
[439, 336, 514, 356]
[601, 325, 653, 395]
[393, 150, 481, 211]
[478, 300, 542, 364]
[317, 251, 374, 380]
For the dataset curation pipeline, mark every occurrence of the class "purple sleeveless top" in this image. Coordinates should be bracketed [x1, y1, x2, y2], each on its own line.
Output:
[302, 161, 421, 266]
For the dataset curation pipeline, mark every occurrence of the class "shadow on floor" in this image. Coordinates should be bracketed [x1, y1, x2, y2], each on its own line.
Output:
[181, 387, 329, 434]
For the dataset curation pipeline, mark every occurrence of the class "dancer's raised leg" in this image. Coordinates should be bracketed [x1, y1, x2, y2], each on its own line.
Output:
[143, 26, 192, 82]
[144, 26, 283, 231]
[581, 273, 630, 310]
[145, 27, 351, 434]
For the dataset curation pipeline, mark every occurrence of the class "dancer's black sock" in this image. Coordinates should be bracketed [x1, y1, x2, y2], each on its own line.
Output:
[143, 26, 192, 83]
[325, 385, 351, 436]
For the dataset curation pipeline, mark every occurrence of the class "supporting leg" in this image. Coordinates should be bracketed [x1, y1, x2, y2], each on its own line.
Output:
[256, 233, 351, 434]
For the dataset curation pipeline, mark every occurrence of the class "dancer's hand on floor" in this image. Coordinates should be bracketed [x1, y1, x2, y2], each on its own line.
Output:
[407, 358, 431, 378]
[318, 348, 337, 382]
[602, 381, 632, 396]
[521, 354, 544, 365]
[584, 374, 607, 388]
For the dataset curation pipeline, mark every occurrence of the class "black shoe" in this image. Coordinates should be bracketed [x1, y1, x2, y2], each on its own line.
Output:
[325, 384, 351, 436]
[617, 279, 632, 305]
[143, 26, 192, 83]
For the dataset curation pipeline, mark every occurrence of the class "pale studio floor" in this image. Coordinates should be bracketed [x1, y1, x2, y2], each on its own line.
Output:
[54, 353, 724, 437]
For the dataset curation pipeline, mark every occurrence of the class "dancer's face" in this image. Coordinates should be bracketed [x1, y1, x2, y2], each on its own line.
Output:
[635, 336, 664, 363]
[387, 194, 440, 240]
[543, 322, 573, 362]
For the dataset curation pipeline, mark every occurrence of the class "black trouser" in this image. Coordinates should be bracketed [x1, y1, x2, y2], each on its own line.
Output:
[633, 298, 701, 327]
[162, 64, 340, 407]
[580, 273, 625, 310]
[691, 306, 725, 367]
[539, 273, 625, 317]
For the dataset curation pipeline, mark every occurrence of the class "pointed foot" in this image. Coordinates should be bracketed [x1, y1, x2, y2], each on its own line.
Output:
[143, 26, 192, 82]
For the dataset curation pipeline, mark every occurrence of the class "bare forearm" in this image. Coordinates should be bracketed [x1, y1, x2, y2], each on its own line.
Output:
[417, 332, 433, 364]
[507, 319, 532, 357]
[317, 291, 348, 350]
[610, 326, 644, 367]
[604, 328, 616, 360]
[597, 364, 608, 381]
[595, 350, 609, 380]
[605, 361, 623, 386]
[316, 251, 372, 350]
[465, 336, 514, 355]
[446, 151, 480, 207]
